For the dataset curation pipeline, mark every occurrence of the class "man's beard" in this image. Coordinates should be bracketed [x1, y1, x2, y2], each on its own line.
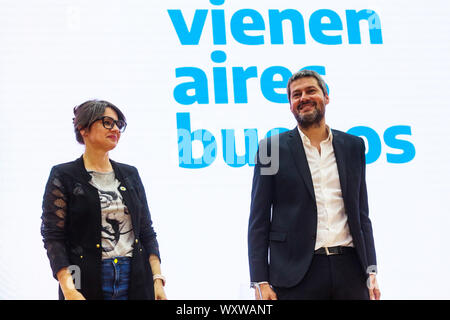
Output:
[293, 103, 324, 129]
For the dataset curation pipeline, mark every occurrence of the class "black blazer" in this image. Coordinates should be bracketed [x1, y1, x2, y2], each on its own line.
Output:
[41, 156, 160, 300]
[248, 128, 377, 288]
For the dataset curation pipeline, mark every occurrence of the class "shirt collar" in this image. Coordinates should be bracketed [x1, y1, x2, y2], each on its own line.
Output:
[297, 125, 333, 145]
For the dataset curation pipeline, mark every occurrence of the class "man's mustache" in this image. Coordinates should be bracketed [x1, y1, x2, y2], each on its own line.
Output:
[298, 101, 316, 110]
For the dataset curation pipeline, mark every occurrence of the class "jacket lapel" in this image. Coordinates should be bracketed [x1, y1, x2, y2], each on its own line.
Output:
[110, 160, 140, 237]
[74, 156, 95, 184]
[331, 130, 348, 202]
[71, 156, 140, 243]
[287, 128, 316, 202]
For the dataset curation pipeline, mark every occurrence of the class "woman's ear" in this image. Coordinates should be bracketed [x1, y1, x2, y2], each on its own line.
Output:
[79, 126, 87, 138]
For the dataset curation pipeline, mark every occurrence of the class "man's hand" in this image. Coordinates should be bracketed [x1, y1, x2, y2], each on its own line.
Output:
[255, 283, 277, 300]
[367, 274, 381, 300]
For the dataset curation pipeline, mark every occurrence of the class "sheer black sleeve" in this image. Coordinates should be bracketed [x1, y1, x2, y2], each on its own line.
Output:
[40, 167, 71, 279]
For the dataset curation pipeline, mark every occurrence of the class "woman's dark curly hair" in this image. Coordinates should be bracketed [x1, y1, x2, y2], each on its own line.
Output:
[72, 100, 126, 144]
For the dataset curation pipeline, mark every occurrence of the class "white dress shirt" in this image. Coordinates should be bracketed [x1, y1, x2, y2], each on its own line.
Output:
[297, 126, 353, 250]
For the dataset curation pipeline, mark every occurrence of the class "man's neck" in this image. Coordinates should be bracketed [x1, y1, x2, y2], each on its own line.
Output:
[298, 121, 328, 146]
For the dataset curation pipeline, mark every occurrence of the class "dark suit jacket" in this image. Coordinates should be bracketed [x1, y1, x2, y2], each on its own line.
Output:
[41, 156, 160, 299]
[248, 128, 377, 288]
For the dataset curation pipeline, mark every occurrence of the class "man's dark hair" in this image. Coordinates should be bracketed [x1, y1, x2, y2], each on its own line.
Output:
[286, 70, 328, 103]
[73, 99, 126, 144]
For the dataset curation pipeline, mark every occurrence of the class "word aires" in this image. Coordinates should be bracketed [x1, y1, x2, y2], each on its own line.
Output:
[174, 60, 326, 105]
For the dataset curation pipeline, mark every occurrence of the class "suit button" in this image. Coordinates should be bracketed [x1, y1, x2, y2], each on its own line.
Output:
[80, 256, 83, 259]
[96, 244, 100, 248]
[135, 239, 139, 244]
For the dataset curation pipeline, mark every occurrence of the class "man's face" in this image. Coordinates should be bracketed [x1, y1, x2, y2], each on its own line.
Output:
[289, 77, 329, 129]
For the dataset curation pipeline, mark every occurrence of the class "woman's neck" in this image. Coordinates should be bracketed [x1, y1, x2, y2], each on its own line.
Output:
[83, 148, 112, 173]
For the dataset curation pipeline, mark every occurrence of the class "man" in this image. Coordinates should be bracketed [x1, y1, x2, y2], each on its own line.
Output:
[248, 70, 380, 300]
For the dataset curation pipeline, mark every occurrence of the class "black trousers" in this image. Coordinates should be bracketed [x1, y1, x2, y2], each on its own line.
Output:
[273, 249, 370, 300]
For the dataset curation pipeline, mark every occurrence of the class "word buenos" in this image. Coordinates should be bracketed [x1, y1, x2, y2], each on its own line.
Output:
[177, 113, 416, 169]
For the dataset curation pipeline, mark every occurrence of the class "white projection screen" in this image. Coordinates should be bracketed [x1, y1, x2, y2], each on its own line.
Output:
[0, 0, 449, 299]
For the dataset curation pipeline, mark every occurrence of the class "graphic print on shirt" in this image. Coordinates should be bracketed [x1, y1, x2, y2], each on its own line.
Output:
[98, 189, 133, 253]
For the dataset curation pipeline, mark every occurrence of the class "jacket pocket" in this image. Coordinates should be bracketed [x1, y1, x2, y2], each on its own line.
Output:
[269, 231, 287, 242]
[68, 245, 85, 266]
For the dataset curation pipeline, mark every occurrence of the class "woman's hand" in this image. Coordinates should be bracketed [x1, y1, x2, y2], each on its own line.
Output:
[154, 279, 167, 300]
[63, 288, 86, 300]
[149, 254, 167, 300]
[57, 267, 86, 300]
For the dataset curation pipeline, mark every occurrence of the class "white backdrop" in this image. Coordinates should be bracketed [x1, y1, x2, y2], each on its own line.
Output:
[0, 0, 449, 299]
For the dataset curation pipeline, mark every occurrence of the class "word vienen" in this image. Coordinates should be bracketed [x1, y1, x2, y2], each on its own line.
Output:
[168, 0, 382, 46]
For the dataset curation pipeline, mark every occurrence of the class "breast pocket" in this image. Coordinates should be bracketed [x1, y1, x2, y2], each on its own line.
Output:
[72, 183, 85, 196]
[69, 184, 90, 217]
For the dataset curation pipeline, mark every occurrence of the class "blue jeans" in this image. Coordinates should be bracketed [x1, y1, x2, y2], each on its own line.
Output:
[101, 257, 131, 300]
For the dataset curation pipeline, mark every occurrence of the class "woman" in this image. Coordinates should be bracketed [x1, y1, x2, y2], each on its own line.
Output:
[41, 100, 166, 300]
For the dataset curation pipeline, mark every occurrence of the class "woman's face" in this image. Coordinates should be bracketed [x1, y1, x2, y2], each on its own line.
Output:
[80, 107, 122, 152]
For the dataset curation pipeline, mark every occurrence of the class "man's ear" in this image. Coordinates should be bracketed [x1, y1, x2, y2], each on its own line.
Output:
[324, 94, 330, 105]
